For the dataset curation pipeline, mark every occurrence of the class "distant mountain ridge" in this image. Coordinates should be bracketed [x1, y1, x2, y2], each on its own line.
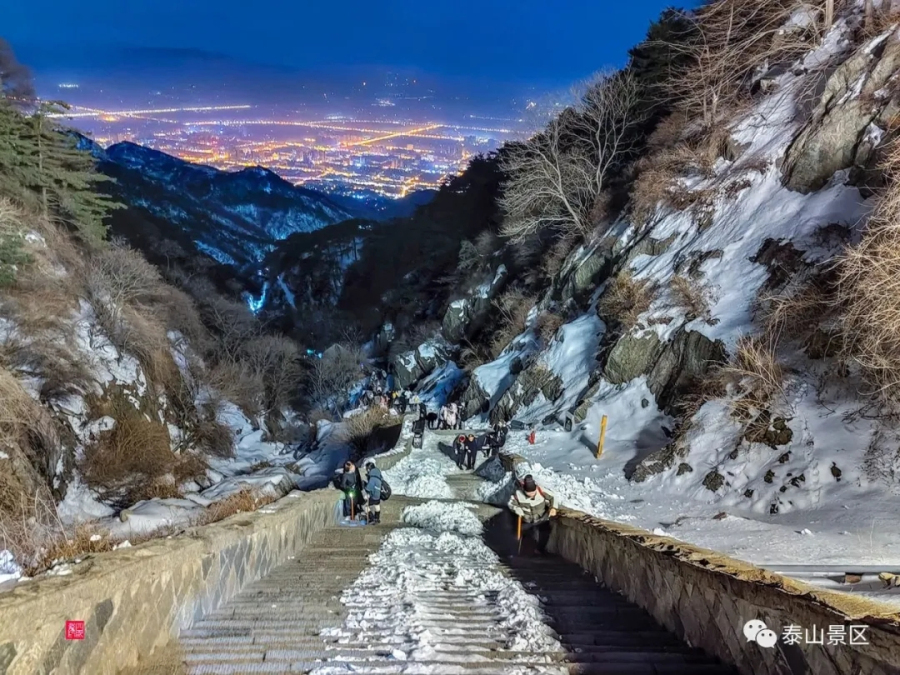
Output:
[85, 139, 355, 270]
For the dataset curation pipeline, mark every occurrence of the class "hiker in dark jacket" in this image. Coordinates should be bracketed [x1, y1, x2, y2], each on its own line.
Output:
[336, 460, 364, 519]
[452, 434, 467, 469]
[464, 433, 483, 470]
[363, 460, 383, 524]
[398, 392, 408, 414]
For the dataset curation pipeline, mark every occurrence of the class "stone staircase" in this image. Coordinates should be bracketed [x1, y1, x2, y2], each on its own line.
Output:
[179, 494, 736, 675]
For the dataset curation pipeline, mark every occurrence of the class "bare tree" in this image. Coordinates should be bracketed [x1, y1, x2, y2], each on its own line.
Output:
[500, 70, 646, 242]
[307, 343, 367, 407]
[243, 335, 303, 417]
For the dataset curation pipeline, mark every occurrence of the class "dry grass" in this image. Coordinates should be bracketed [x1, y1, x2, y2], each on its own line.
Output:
[598, 270, 658, 329]
[541, 233, 580, 281]
[758, 280, 831, 345]
[670, 275, 713, 323]
[536, 310, 565, 344]
[858, 3, 900, 40]
[838, 142, 900, 400]
[719, 335, 785, 419]
[173, 452, 209, 484]
[80, 407, 178, 504]
[337, 407, 400, 455]
[198, 489, 277, 526]
[489, 289, 534, 358]
[631, 143, 715, 226]
[191, 414, 235, 458]
[459, 340, 491, 373]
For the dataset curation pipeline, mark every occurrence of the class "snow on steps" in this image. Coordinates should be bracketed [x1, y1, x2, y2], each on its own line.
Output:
[181, 496, 731, 675]
[493, 452, 900, 675]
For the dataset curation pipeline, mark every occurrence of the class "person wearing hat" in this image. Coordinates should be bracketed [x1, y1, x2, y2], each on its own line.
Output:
[508, 474, 558, 554]
[363, 460, 384, 524]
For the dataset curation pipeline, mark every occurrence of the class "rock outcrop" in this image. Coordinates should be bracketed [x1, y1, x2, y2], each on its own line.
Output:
[441, 265, 508, 343]
[784, 30, 900, 193]
[604, 328, 726, 411]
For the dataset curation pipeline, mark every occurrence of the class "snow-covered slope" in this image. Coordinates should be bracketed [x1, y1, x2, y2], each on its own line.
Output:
[395, 16, 900, 566]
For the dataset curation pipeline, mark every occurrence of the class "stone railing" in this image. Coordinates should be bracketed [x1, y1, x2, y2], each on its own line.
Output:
[498, 452, 900, 675]
[0, 490, 339, 675]
[0, 412, 418, 675]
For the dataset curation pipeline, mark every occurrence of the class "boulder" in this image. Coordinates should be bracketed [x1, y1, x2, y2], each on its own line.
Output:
[415, 340, 450, 375]
[784, 32, 900, 193]
[459, 376, 490, 420]
[604, 328, 726, 412]
[630, 444, 680, 483]
[441, 265, 509, 344]
[374, 322, 395, 355]
[621, 234, 677, 269]
[646, 329, 727, 411]
[558, 242, 615, 304]
[490, 364, 565, 424]
[390, 350, 424, 390]
[441, 299, 470, 344]
[604, 332, 664, 385]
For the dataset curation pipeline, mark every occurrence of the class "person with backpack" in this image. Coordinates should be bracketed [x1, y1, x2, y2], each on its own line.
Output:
[334, 460, 365, 520]
[452, 434, 467, 469]
[363, 460, 385, 524]
[508, 475, 558, 554]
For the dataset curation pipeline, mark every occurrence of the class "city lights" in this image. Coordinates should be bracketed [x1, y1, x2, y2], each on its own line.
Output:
[67, 101, 529, 198]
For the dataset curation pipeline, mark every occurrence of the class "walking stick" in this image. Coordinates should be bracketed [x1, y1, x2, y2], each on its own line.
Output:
[517, 515, 522, 555]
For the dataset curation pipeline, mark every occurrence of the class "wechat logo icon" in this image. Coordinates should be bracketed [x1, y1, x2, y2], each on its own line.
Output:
[744, 619, 778, 649]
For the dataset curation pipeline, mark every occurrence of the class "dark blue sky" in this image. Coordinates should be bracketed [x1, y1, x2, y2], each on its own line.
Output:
[5, 0, 687, 88]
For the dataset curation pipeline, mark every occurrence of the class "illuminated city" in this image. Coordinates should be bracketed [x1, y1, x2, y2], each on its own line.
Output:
[56, 94, 535, 199]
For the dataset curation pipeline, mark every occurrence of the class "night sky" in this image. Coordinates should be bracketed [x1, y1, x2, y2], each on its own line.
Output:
[5, 0, 689, 89]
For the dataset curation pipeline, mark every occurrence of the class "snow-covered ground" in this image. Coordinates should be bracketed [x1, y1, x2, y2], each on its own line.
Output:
[396, 19, 900, 572]
[310, 501, 561, 674]
[392, 405, 900, 569]
[383, 427, 466, 500]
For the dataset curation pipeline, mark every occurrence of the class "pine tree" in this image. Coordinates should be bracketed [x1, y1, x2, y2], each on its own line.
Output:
[0, 100, 42, 211]
[23, 102, 120, 244]
[0, 232, 32, 287]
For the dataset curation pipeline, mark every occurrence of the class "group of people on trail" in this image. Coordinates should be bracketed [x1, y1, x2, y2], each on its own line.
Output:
[334, 459, 390, 524]
[452, 421, 510, 470]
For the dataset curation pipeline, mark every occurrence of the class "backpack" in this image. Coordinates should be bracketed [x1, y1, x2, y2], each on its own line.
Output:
[379, 479, 392, 501]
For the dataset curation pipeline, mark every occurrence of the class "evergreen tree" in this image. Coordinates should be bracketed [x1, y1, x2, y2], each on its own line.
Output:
[23, 102, 120, 244]
[0, 232, 32, 287]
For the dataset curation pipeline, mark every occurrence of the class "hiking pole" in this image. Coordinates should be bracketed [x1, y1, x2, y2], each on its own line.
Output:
[517, 516, 522, 555]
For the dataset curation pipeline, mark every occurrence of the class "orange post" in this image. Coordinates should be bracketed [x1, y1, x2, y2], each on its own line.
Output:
[595, 415, 608, 459]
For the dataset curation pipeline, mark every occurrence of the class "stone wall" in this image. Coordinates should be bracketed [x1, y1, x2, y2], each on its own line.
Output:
[498, 452, 900, 674]
[0, 489, 338, 675]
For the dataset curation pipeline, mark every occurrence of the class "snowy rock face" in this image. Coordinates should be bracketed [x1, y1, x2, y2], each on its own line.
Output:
[784, 29, 900, 193]
[441, 265, 509, 343]
[395, 16, 900, 540]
